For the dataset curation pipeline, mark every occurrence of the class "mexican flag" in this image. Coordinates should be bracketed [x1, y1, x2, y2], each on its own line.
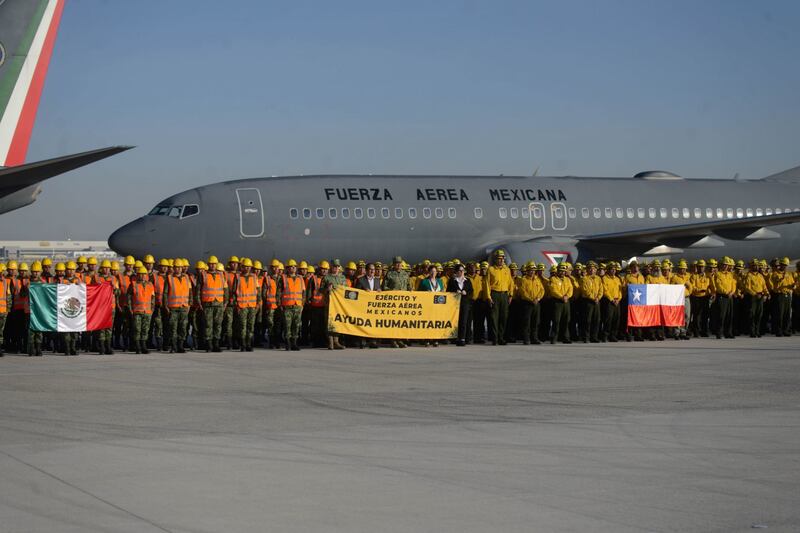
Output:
[29, 283, 114, 332]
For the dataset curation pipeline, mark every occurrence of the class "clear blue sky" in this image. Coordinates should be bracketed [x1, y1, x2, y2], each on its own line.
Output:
[5, 0, 800, 239]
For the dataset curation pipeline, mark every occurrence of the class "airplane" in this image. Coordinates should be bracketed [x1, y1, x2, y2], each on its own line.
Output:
[108, 167, 800, 266]
[0, 0, 130, 215]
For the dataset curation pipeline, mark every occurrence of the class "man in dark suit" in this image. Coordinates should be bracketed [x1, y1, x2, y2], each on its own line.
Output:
[354, 263, 381, 348]
[446, 263, 473, 346]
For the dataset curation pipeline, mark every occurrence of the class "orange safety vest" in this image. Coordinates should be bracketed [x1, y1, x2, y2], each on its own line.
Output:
[152, 273, 167, 305]
[0, 278, 9, 314]
[263, 275, 277, 310]
[117, 272, 134, 306]
[12, 278, 29, 311]
[235, 274, 258, 309]
[131, 281, 155, 314]
[308, 275, 326, 308]
[201, 271, 226, 303]
[166, 275, 191, 309]
[225, 271, 238, 302]
[281, 275, 305, 307]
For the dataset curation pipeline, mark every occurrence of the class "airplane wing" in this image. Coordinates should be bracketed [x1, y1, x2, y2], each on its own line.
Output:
[579, 211, 800, 246]
[0, 146, 133, 196]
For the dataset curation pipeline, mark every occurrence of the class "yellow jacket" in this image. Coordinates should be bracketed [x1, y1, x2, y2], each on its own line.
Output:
[712, 271, 737, 296]
[482, 265, 515, 298]
[623, 272, 644, 287]
[646, 274, 667, 285]
[670, 272, 692, 297]
[579, 274, 603, 300]
[548, 275, 573, 300]
[602, 275, 623, 300]
[743, 271, 768, 296]
[768, 271, 794, 294]
[516, 276, 546, 303]
[467, 273, 483, 300]
[689, 273, 711, 297]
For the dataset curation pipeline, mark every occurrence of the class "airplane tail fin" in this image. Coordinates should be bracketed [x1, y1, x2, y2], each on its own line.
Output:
[760, 164, 800, 184]
[0, 0, 65, 167]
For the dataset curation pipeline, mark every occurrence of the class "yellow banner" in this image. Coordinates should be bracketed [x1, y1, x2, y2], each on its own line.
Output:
[327, 286, 461, 340]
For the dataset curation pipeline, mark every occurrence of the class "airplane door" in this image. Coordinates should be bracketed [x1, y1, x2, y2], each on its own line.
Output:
[529, 202, 546, 230]
[236, 188, 264, 238]
[550, 202, 567, 231]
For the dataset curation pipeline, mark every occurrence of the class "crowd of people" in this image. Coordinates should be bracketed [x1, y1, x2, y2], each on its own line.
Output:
[0, 251, 798, 357]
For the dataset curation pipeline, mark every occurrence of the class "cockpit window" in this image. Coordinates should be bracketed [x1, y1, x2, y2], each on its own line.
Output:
[168, 207, 182, 218]
[181, 204, 199, 219]
[149, 204, 200, 219]
[148, 205, 170, 216]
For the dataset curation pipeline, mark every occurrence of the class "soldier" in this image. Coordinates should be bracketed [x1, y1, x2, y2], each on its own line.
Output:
[261, 260, 279, 349]
[278, 259, 305, 351]
[75, 256, 88, 281]
[93, 260, 119, 354]
[601, 262, 623, 342]
[768, 257, 793, 336]
[579, 261, 603, 343]
[743, 259, 769, 337]
[712, 257, 737, 339]
[128, 266, 155, 354]
[25, 262, 45, 356]
[162, 259, 192, 353]
[548, 263, 573, 344]
[516, 262, 545, 345]
[305, 260, 329, 348]
[197, 262, 227, 352]
[0, 266, 10, 356]
[149, 259, 169, 351]
[232, 258, 260, 351]
[13, 262, 32, 353]
[41, 258, 54, 282]
[222, 256, 240, 348]
[322, 259, 347, 350]
[669, 260, 693, 340]
[61, 262, 82, 355]
[482, 250, 514, 345]
[382, 256, 411, 348]
[252, 260, 265, 347]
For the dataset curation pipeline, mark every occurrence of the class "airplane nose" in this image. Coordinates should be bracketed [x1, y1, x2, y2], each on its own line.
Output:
[108, 218, 146, 256]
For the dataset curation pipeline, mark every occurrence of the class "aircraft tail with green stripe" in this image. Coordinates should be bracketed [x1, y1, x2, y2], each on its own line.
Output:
[0, 0, 131, 214]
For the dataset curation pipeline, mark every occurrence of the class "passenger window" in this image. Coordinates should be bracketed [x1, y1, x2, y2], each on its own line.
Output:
[626, 208, 634, 218]
[682, 208, 690, 218]
[716, 208, 724, 218]
[395, 207, 403, 219]
[499, 207, 508, 219]
[181, 204, 199, 219]
[423, 207, 432, 219]
[765, 208, 773, 215]
[671, 208, 679, 218]
[582, 208, 590, 218]
[510, 207, 519, 219]
[474, 207, 483, 219]
[605, 208, 613, 218]
[755, 208, 763, 216]
[522, 207, 529, 218]
[342, 207, 350, 219]
[615, 208, 624, 218]
[448, 207, 456, 219]
[637, 208, 645, 218]
[381, 208, 390, 219]
[367, 207, 376, 219]
[726, 208, 734, 218]
[693, 208, 702, 218]
[408, 207, 417, 219]
[648, 208, 656, 218]
[435, 207, 444, 219]
[302, 208, 311, 219]
[660, 208, 667, 218]
[289, 208, 299, 219]
[775, 208, 783, 214]
[354, 207, 363, 219]
[316, 208, 325, 219]
[329, 208, 337, 219]
[706, 208, 714, 219]
[745, 208, 753, 217]
[735, 208, 743, 218]
[568, 207, 576, 219]
[593, 208, 601, 218]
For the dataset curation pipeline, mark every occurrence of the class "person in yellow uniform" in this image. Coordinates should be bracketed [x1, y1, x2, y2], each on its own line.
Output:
[471, 261, 489, 343]
[743, 259, 769, 337]
[622, 260, 645, 341]
[465, 261, 482, 344]
[793, 260, 800, 334]
[644, 261, 668, 341]
[768, 257, 794, 336]
[601, 262, 623, 342]
[548, 263, 573, 344]
[712, 257, 737, 339]
[669, 259, 693, 340]
[579, 261, 603, 343]
[481, 250, 514, 345]
[688, 259, 711, 337]
[517, 262, 545, 345]
[568, 263, 582, 340]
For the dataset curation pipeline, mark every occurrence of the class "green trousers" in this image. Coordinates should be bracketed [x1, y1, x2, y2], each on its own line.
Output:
[168, 308, 189, 351]
[132, 313, 151, 342]
[236, 307, 257, 346]
[520, 301, 540, 343]
[283, 305, 302, 343]
[582, 299, 600, 342]
[0, 313, 6, 347]
[552, 300, 571, 342]
[204, 305, 224, 342]
[489, 290, 509, 343]
[748, 296, 764, 336]
[222, 305, 235, 343]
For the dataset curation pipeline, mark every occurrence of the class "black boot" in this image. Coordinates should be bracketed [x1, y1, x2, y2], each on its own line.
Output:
[141, 341, 150, 354]
[105, 340, 113, 355]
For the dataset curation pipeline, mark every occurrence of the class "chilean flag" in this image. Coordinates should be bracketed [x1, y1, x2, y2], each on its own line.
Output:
[627, 284, 685, 327]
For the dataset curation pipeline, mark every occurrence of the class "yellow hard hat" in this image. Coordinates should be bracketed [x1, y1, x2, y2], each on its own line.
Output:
[31, 261, 42, 273]
[144, 254, 155, 264]
[66, 261, 77, 270]
[167, 258, 175, 267]
[111, 261, 120, 270]
[229, 256, 240, 263]
[299, 260, 308, 269]
[159, 258, 170, 267]
[780, 257, 790, 266]
[277, 262, 284, 270]
[196, 261, 207, 270]
[134, 260, 144, 268]
[55, 262, 65, 271]
[42, 258, 52, 266]
[723, 256, 735, 266]
[253, 260, 262, 269]
[319, 260, 330, 269]
[270, 259, 280, 267]
[7, 260, 18, 269]
[208, 255, 218, 264]
[124, 255, 135, 265]
[708, 259, 718, 267]
[307, 266, 315, 273]
[18, 262, 29, 271]
[286, 259, 297, 267]
[241, 258, 253, 267]
[661, 260, 672, 268]
[100, 259, 112, 268]
[697, 259, 706, 267]
[136, 266, 148, 274]
[216, 263, 225, 272]
[509, 262, 518, 270]
[346, 261, 357, 270]
[0, 264, 5, 272]
[77, 256, 87, 264]
[735, 259, 745, 268]
[88, 257, 98, 265]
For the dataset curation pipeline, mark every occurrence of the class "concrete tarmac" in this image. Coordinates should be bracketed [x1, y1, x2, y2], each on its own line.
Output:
[0, 338, 798, 532]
